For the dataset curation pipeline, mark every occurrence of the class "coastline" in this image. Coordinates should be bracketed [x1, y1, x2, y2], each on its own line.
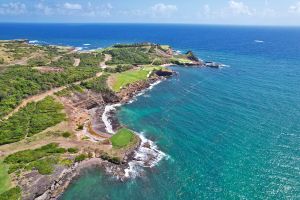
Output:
[0, 39, 208, 200]
[34, 70, 173, 200]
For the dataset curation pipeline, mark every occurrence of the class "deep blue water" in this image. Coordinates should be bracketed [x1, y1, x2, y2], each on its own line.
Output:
[1, 24, 300, 199]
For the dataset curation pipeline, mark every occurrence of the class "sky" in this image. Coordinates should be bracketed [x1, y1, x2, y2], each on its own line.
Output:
[0, 0, 300, 25]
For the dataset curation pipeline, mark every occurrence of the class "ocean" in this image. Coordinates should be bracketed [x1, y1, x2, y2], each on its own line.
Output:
[1, 23, 300, 199]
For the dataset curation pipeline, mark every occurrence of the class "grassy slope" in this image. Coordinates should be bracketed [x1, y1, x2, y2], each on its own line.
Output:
[110, 128, 135, 148]
[0, 159, 10, 194]
[0, 96, 65, 145]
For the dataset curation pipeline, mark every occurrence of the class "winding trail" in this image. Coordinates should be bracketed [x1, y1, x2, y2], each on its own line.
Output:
[2, 72, 102, 121]
[73, 58, 80, 67]
[1, 53, 111, 121]
[100, 54, 112, 69]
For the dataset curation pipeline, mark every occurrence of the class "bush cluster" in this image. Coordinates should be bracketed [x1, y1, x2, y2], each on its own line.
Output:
[0, 97, 65, 145]
[4, 143, 66, 174]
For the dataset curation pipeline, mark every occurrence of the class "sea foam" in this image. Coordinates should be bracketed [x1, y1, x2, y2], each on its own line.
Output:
[101, 80, 167, 178]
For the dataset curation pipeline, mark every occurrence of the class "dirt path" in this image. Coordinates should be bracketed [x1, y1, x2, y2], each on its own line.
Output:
[73, 58, 80, 67]
[99, 54, 112, 69]
[2, 72, 102, 121]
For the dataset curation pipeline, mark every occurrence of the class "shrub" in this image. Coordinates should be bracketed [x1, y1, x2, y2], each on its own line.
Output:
[62, 132, 71, 138]
[0, 187, 21, 200]
[104, 47, 152, 65]
[0, 97, 65, 145]
[67, 148, 78, 153]
[76, 124, 84, 130]
[110, 157, 121, 164]
[28, 157, 58, 175]
[0, 65, 99, 119]
[4, 143, 65, 164]
[100, 153, 121, 165]
[75, 154, 86, 162]
[60, 159, 73, 167]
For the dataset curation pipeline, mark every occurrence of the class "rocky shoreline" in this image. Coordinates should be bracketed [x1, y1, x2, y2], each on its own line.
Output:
[23, 68, 175, 200]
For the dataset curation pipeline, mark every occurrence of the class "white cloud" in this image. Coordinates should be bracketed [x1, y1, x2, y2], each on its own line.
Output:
[262, 8, 276, 17]
[63, 2, 82, 10]
[203, 4, 211, 17]
[289, 2, 300, 13]
[151, 3, 177, 17]
[228, 0, 253, 15]
[35, 3, 53, 15]
[0, 2, 27, 15]
[84, 3, 113, 17]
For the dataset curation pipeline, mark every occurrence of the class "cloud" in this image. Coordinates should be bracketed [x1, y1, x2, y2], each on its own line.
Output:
[84, 3, 113, 17]
[0, 2, 27, 15]
[262, 8, 276, 17]
[203, 4, 211, 17]
[35, 3, 53, 15]
[289, 2, 300, 13]
[63, 2, 82, 10]
[151, 3, 177, 17]
[228, 0, 253, 15]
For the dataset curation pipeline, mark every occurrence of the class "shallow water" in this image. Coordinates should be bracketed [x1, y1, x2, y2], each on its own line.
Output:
[1, 24, 299, 199]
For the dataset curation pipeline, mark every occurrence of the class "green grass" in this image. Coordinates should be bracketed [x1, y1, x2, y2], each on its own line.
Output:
[74, 154, 87, 162]
[4, 143, 66, 174]
[110, 128, 135, 148]
[0, 186, 21, 200]
[0, 159, 10, 194]
[112, 67, 160, 92]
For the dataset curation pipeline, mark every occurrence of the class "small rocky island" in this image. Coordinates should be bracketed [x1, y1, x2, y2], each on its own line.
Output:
[0, 40, 211, 200]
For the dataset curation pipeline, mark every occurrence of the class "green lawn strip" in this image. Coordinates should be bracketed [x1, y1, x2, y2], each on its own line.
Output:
[112, 67, 161, 92]
[0, 96, 65, 145]
[0, 159, 10, 194]
[110, 128, 135, 149]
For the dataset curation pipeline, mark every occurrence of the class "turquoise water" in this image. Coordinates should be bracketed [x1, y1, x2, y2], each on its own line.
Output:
[1, 24, 299, 199]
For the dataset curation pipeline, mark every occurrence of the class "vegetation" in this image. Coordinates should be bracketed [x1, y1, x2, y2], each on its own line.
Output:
[62, 131, 71, 138]
[50, 54, 75, 68]
[0, 186, 21, 200]
[0, 96, 65, 145]
[100, 152, 121, 164]
[76, 52, 104, 68]
[81, 74, 118, 102]
[0, 65, 99, 118]
[67, 148, 78, 153]
[111, 67, 159, 92]
[4, 143, 66, 174]
[27, 157, 59, 175]
[104, 47, 152, 65]
[60, 159, 73, 167]
[75, 154, 87, 162]
[54, 84, 84, 97]
[104, 64, 132, 73]
[76, 124, 84, 130]
[28, 55, 50, 66]
[110, 128, 135, 149]
[0, 40, 66, 65]
[0, 160, 10, 194]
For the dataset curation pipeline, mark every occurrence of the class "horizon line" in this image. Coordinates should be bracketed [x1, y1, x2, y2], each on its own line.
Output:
[0, 21, 299, 28]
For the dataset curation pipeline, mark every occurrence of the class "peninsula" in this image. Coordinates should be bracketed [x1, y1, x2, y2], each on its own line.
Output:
[0, 40, 204, 200]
